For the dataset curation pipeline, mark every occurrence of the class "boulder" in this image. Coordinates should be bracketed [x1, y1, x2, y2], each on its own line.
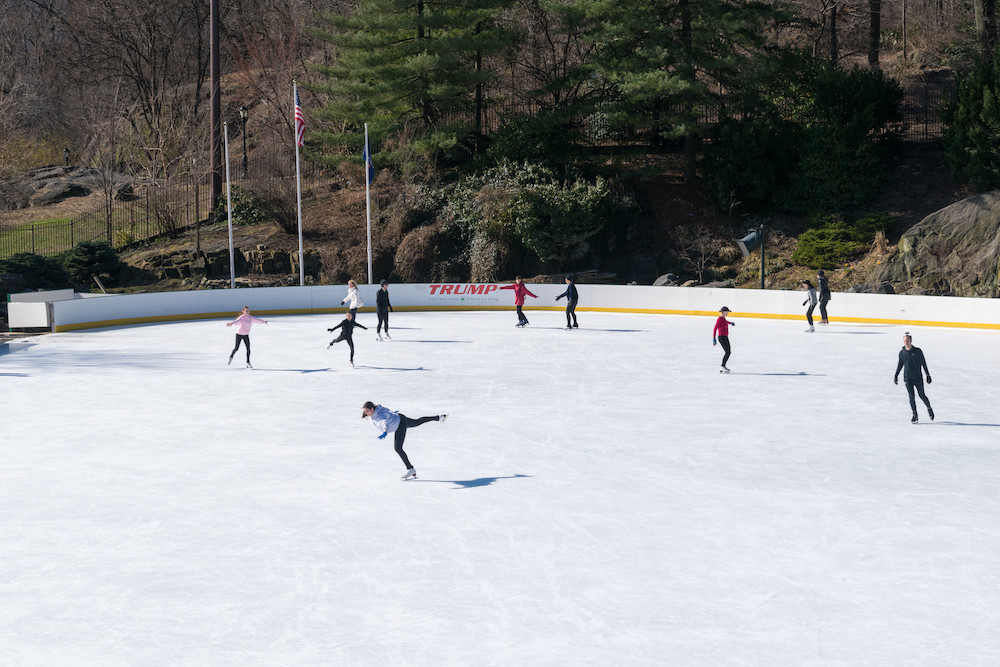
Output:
[879, 190, 1000, 296]
[31, 181, 91, 206]
[653, 273, 680, 286]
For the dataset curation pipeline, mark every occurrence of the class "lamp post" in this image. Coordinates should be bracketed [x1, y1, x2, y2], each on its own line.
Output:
[736, 224, 766, 290]
[239, 105, 248, 179]
[63, 148, 70, 166]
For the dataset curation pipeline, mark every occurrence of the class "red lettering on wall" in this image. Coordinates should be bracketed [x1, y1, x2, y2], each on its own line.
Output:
[440, 285, 454, 294]
[468, 285, 484, 295]
[484, 284, 498, 294]
[429, 284, 441, 294]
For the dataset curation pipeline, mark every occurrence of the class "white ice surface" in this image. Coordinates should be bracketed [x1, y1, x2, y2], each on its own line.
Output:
[2, 310, 999, 666]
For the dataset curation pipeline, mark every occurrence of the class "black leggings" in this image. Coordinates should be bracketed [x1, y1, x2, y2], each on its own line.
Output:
[806, 304, 815, 326]
[377, 309, 389, 334]
[819, 298, 829, 321]
[718, 335, 731, 367]
[331, 332, 355, 361]
[905, 379, 932, 412]
[231, 334, 250, 362]
[393, 415, 440, 469]
[516, 304, 528, 324]
[565, 300, 578, 327]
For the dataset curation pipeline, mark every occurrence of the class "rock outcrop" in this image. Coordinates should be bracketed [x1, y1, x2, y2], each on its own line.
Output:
[879, 191, 1000, 296]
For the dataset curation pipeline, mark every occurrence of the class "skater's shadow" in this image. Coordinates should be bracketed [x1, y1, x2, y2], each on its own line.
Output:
[354, 365, 430, 372]
[419, 473, 532, 489]
[390, 340, 472, 344]
[932, 421, 1000, 427]
[254, 368, 333, 374]
[0, 372, 28, 377]
[731, 372, 826, 377]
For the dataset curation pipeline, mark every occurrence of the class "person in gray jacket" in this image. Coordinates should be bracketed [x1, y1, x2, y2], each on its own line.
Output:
[894, 332, 934, 424]
[362, 401, 447, 480]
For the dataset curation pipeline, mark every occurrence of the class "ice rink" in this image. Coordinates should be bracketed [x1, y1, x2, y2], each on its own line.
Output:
[2, 308, 999, 665]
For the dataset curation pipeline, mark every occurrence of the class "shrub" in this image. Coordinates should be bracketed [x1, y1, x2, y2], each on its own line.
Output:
[0, 252, 72, 290]
[791, 213, 895, 269]
[62, 240, 125, 286]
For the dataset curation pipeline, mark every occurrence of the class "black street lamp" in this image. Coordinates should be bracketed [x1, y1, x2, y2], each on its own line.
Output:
[63, 148, 70, 166]
[737, 224, 767, 290]
[238, 105, 249, 179]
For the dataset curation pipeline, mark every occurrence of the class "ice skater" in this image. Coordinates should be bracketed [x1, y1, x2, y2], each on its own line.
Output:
[801, 279, 817, 332]
[499, 275, 538, 327]
[555, 273, 579, 329]
[817, 269, 831, 324]
[894, 331, 934, 423]
[362, 401, 447, 480]
[328, 311, 367, 367]
[376, 279, 393, 341]
[712, 306, 735, 373]
[226, 306, 268, 368]
[341, 279, 363, 318]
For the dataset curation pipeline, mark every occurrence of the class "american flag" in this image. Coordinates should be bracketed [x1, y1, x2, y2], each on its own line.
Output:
[294, 89, 305, 147]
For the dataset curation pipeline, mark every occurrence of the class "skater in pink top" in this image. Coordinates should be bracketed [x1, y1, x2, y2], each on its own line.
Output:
[499, 275, 538, 327]
[226, 306, 268, 368]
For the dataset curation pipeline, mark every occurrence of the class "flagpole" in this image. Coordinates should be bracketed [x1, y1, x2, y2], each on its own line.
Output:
[294, 81, 305, 287]
[224, 122, 236, 289]
[364, 123, 373, 285]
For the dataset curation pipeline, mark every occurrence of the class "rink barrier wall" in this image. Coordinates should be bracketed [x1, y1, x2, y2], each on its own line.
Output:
[8, 283, 1000, 332]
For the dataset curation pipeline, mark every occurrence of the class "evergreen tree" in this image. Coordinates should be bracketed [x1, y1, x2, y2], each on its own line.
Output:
[580, 0, 792, 181]
[309, 0, 514, 166]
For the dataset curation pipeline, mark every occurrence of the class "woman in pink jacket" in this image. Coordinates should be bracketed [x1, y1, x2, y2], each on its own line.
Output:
[499, 276, 538, 327]
[226, 306, 268, 368]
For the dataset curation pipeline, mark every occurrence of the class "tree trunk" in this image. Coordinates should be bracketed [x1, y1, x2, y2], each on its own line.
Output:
[830, 2, 838, 62]
[868, 0, 881, 69]
[680, 0, 696, 184]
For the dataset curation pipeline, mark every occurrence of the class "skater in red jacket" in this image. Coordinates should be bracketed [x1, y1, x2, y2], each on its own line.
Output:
[499, 276, 538, 327]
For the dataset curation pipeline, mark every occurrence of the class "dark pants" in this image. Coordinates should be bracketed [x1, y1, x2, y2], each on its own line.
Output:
[516, 304, 528, 324]
[230, 334, 250, 362]
[393, 414, 440, 469]
[905, 379, 932, 413]
[806, 304, 815, 326]
[718, 335, 731, 367]
[819, 298, 829, 321]
[565, 299, 578, 327]
[377, 309, 389, 334]
[331, 332, 355, 361]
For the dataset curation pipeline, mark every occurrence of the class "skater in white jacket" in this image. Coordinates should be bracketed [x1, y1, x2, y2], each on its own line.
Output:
[341, 279, 363, 318]
[362, 401, 446, 480]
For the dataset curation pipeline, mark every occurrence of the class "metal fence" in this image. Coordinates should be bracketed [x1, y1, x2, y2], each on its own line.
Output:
[0, 150, 324, 261]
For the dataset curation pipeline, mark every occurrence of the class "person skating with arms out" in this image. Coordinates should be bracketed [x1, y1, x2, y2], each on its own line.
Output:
[555, 273, 579, 329]
[499, 275, 538, 327]
[341, 279, 363, 319]
[226, 306, 268, 368]
[362, 401, 447, 480]
[328, 311, 368, 367]
[375, 279, 393, 341]
[712, 306, 735, 373]
[894, 331, 934, 424]
[801, 279, 818, 332]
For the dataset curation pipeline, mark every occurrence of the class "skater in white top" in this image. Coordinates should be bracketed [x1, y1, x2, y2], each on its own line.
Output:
[362, 401, 446, 480]
[341, 279, 363, 318]
[226, 306, 268, 368]
[800, 280, 818, 332]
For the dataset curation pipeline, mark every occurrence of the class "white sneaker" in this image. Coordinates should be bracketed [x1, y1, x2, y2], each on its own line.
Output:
[439, 414, 447, 422]
[805, 326, 815, 332]
[401, 468, 417, 480]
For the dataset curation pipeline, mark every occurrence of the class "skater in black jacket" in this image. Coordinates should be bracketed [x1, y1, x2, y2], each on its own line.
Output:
[376, 279, 393, 341]
[894, 332, 934, 423]
[328, 311, 368, 367]
[817, 269, 831, 324]
[555, 274, 579, 329]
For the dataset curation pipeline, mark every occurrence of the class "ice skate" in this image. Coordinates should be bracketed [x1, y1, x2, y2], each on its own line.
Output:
[439, 414, 447, 422]
[911, 412, 919, 424]
[401, 468, 417, 481]
[720, 366, 730, 374]
[515, 322, 525, 327]
[384, 333, 390, 340]
[246, 362, 253, 369]
[350, 360, 355, 368]
[928, 407, 935, 421]
[805, 326, 815, 332]
[572, 323, 579, 328]
[376, 334, 383, 341]
[228, 355, 233, 366]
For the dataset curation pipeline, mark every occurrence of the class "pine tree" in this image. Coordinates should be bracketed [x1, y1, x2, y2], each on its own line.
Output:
[309, 0, 514, 165]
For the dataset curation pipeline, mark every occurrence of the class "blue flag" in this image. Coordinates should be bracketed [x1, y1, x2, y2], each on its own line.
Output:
[362, 137, 374, 183]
